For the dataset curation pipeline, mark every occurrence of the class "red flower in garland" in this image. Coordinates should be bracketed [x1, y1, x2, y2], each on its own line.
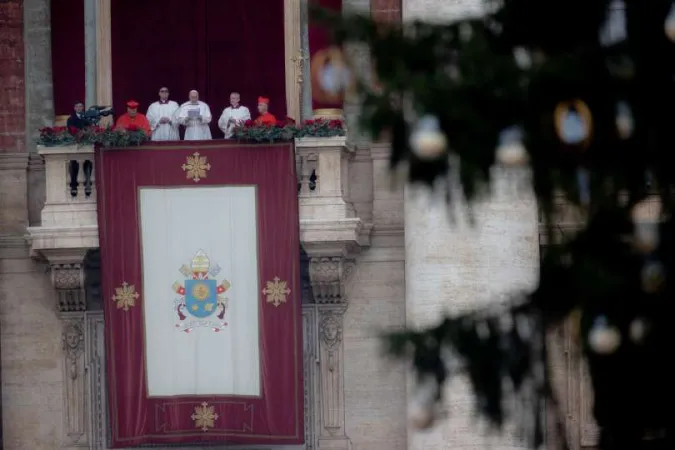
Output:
[126, 124, 139, 132]
[68, 126, 79, 136]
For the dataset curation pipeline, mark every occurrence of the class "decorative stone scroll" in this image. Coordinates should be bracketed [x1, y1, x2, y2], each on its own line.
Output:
[51, 263, 86, 312]
[309, 257, 356, 304]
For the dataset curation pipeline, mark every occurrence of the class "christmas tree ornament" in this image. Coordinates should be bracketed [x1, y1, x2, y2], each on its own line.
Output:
[513, 47, 532, 70]
[588, 316, 621, 354]
[310, 46, 353, 105]
[476, 320, 491, 340]
[599, 1, 626, 46]
[665, 3, 675, 42]
[615, 101, 634, 139]
[459, 23, 473, 42]
[496, 126, 529, 167]
[409, 374, 439, 430]
[410, 115, 448, 160]
[631, 199, 662, 253]
[576, 168, 591, 206]
[319, 60, 352, 95]
[629, 317, 648, 344]
[641, 260, 665, 294]
[554, 99, 593, 147]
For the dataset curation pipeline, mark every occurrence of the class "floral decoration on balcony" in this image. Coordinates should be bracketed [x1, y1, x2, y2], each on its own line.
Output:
[232, 118, 346, 143]
[37, 125, 149, 147]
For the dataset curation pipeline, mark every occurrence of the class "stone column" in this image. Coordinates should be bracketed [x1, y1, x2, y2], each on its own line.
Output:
[61, 312, 89, 448]
[84, 0, 97, 106]
[95, 0, 112, 126]
[300, 0, 313, 121]
[404, 170, 539, 449]
[284, 0, 303, 122]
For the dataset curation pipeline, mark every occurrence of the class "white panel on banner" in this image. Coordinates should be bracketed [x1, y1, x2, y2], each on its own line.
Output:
[139, 186, 261, 397]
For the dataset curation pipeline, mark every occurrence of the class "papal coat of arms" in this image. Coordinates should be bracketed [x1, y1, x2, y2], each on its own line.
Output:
[172, 250, 231, 333]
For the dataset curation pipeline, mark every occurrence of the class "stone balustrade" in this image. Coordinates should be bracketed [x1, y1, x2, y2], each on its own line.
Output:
[27, 137, 371, 307]
[25, 137, 372, 450]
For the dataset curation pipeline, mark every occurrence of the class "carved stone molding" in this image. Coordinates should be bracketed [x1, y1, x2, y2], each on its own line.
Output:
[85, 311, 106, 450]
[61, 313, 89, 448]
[303, 306, 320, 450]
[51, 262, 86, 312]
[309, 257, 355, 304]
[317, 307, 350, 450]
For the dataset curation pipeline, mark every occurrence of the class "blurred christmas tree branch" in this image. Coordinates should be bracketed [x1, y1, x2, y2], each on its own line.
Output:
[312, 1, 675, 448]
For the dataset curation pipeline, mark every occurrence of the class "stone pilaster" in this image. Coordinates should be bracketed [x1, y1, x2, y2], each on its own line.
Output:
[61, 313, 89, 448]
[0, 153, 29, 234]
[23, 0, 54, 147]
[284, 0, 303, 122]
[0, 0, 26, 154]
[309, 254, 356, 450]
[84, 0, 97, 106]
[404, 169, 539, 450]
[54, 261, 90, 449]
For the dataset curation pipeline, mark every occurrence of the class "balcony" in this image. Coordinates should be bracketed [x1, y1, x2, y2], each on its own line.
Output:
[27, 137, 372, 311]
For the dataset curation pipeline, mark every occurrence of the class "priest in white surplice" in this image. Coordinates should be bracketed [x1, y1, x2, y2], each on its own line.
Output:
[176, 90, 212, 140]
[146, 86, 179, 141]
[217, 92, 251, 138]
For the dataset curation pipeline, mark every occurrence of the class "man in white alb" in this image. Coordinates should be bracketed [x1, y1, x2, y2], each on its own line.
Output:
[176, 90, 212, 140]
[217, 92, 251, 139]
[146, 86, 180, 141]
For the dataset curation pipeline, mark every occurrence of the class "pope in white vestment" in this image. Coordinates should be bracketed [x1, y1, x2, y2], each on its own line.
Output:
[146, 87, 179, 141]
[176, 90, 212, 140]
[217, 92, 251, 139]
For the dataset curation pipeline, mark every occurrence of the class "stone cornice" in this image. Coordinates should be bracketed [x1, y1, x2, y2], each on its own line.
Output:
[369, 142, 391, 160]
[0, 234, 29, 259]
[371, 223, 404, 237]
[0, 152, 30, 170]
[28, 152, 45, 170]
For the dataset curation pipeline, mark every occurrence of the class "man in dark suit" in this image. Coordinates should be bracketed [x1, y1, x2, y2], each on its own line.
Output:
[66, 101, 87, 130]
[65, 101, 91, 197]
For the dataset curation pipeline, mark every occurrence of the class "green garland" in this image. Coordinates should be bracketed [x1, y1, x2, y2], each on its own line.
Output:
[38, 118, 346, 147]
[232, 118, 346, 142]
[38, 125, 149, 147]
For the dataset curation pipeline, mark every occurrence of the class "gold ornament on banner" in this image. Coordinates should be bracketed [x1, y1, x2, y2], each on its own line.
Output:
[263, 276, 291, 307]
[182, 152, 211, 183]
[112, 281, 139, 311]
[191, 402, 219, 432]
[554, 99, 593, 149]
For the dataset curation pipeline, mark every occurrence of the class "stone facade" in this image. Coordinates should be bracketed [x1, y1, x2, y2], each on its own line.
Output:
[0, 1, 597, 450]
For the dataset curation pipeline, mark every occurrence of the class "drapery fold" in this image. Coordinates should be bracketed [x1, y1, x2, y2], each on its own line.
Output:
[96, 141, 303, 447]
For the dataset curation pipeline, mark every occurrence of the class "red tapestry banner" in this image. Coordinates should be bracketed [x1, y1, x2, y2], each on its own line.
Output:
[95, 141, 303, 447]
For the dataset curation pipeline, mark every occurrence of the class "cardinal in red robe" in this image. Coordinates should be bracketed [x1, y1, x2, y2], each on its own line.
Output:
[254, 96, 277, 125]
[115, 100, 151, 135]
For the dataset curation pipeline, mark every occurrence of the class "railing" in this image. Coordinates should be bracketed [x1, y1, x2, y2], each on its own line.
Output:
[27, 137, 369, 262]
[28, 145, 99, 261]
